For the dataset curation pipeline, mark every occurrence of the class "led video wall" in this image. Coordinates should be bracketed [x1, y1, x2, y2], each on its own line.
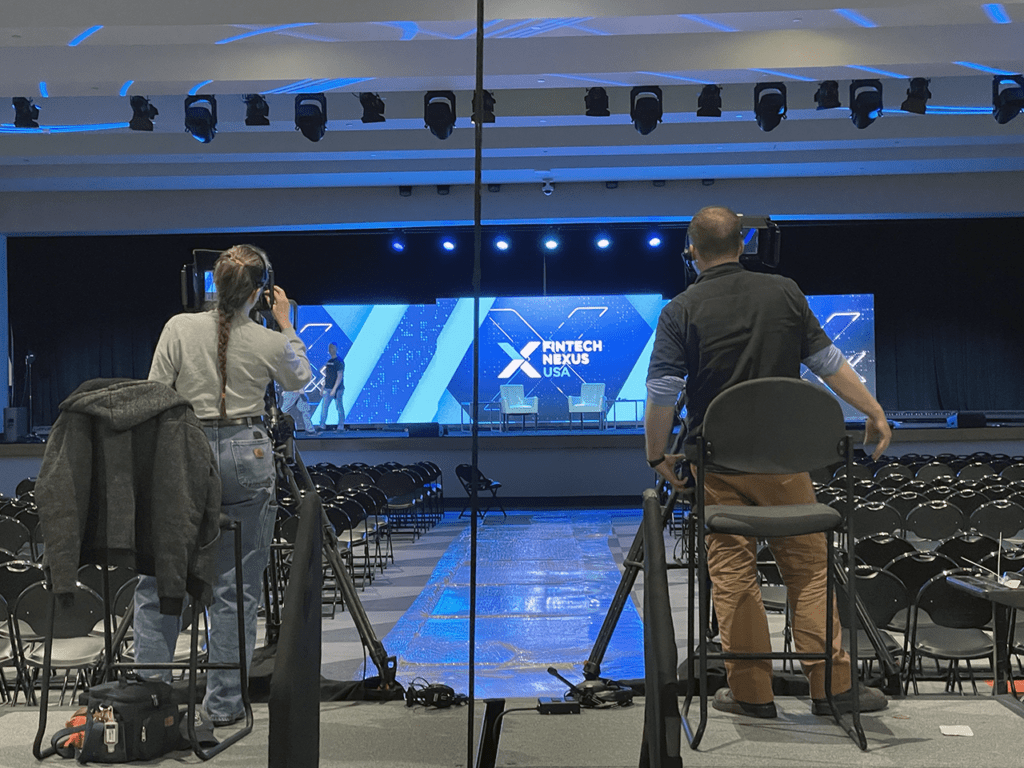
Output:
[295, 293, 875, 426]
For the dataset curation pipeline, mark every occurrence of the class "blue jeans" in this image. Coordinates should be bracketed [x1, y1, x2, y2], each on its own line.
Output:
[134, 423, 274, 721]
[318, 388, 345, 428]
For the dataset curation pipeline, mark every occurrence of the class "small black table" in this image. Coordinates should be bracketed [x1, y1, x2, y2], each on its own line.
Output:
[948, 574, 1024, 696]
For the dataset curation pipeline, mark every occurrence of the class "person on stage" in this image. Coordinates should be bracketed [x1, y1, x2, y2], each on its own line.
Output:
[135, 244, 311, 726]
[644, 206, 891, 719]
[317, 342, 345, 433]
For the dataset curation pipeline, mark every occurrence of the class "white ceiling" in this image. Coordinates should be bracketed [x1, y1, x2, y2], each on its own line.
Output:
[1, 0, 1022, 194]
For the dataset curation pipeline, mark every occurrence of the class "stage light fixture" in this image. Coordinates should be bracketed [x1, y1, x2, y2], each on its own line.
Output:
[184, 95, 217, 143]
[753, 82, 787, 132]
[390, 236, 405, 252]
[424, 90, 456, 140]
[543, 234, 560, 251]
[436, 185, 450, 196]
[648, 235, 663, 248]
[849, 79, 883, 129]
[630, 86, 663, 135]
[295, 93, 327, 142]
[697, 85, 722, 117]
[596, 236, 611, 249]
[900, 77, 932, 114]
[358, 92, 385, 123]
[471, 90, 495, 124]
[441, 238, 456, 252]
[399, 186, 412, 197]
[243, 94, 270, 126]
[992, 75, 1024, 124]
[12, 97, 40, 128]
[128, 95, 158, 131]
[605, 181, 618, 189]
[494, 237, 510, 251]
[585, 87, 610, 117]
[487, 184, 501, 193]
[814, 81, 841, 110]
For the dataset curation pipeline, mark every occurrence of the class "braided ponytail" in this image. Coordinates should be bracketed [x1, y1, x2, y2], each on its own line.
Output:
[212, 244, 268, 418]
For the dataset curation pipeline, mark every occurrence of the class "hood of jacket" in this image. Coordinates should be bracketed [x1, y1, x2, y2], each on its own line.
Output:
[59, 378, 193, 432]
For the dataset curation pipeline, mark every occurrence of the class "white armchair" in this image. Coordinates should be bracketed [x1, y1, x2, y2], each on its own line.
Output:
[567, 382, 608, 429]
[499, 384, 539, 431]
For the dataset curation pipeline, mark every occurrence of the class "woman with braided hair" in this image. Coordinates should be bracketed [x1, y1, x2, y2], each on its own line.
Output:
[135, 244, 311, 727]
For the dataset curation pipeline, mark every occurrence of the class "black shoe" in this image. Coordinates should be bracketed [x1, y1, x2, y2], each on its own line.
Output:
[210, 711, 246, 728]
[712, 688, 777, 719]
[812, 683, 887, 716]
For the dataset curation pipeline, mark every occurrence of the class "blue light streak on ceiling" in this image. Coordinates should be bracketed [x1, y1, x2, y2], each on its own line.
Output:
[834, 9, 878, 28]
[567, 21, 611, 35]
[504, 18, 590, 38]
[678, 14, 737, 32]
[983, 4, 1012, 24]
[848, 65, 909, 79]
[953, 61, 1016, 75]
[68, 25, 104, 47]
[750, 68, 816, 82]
[546, 73, 632, 87]
[38, 82, 49, 98]
[119, 80, 134, 97]
[216, 23, 317, 45]
[188, 81, 214, 96]
[489, 19, 541, 38]
[455, 19, 504, 39]
[637, 71, 709, 84]
[263, 77, 372, 95]
[0, 122, 129, 134]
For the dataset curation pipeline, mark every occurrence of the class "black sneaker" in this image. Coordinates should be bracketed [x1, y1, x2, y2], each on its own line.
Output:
[812, 684, 887, 716]
[210, 711, 246, 728]
[712, 688, 778, 719]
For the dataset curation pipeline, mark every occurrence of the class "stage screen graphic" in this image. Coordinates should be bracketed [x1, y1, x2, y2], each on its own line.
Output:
[295, 293, 874, 427]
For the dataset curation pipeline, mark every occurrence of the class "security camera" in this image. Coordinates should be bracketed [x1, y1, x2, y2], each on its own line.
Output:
[542, 181, 555, 196]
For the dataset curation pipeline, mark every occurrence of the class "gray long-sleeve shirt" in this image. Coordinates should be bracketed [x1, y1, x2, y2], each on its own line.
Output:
[149, 310, 311, 420]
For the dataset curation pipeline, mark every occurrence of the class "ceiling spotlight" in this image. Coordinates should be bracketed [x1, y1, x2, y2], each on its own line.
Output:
[992, 75, 1024, 124]
[605, 181, 618, 189]
[436, 185, 450, 195]
[814, 80, 841, 110]
[487, 183, 501, 193]
[494, 237, 510, 251]
[128, 95, 158, 131]
[243, 94, 270, 126]
[398, 185, 412, 197]
[543, 235, 560, 251]
[184, 95, 217, 143]
[471, 90, 495, 124]
[630, 86, 663, 135]
[754, 82, 787, 132]
[585, 87, 610, 117]
[648, 235, 663, 248]
[390, 236, 405, 252]
[441, 238, 456, 252]
[358, 92, 385, 123]
[697, 85, 722, 117]
[424, 90, 456, 140]
[295, 93, 327, 142]
[849, 79, 883, 129]
[12, 97, 40, 129]
[596, 236, 611, 249]
[900, 77, 932, 114]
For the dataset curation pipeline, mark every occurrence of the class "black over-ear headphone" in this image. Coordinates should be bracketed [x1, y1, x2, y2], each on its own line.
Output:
[405, 681, 468, 709]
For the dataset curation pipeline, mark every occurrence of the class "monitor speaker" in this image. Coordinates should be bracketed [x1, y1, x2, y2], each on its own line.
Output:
[406, 422, 440, 437]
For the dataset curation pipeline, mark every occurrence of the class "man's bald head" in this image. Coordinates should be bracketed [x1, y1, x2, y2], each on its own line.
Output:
[688, 206, 743, 263]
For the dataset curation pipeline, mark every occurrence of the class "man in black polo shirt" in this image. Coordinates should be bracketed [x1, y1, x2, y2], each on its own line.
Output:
[645, 206, 891, 719]
[318, 342, 346, 433]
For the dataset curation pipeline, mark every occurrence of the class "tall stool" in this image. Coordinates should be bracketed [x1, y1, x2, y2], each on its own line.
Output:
[682, 378, 866, 750]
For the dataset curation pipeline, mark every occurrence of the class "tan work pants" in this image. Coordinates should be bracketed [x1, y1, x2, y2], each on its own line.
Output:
[702, 470, 852, 704]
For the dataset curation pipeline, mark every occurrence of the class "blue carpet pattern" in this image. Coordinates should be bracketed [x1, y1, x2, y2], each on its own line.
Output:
[383, 510, 645, 698]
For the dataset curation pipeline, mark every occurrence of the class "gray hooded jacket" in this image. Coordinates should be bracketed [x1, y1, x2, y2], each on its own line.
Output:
[36, 378, 221, 614]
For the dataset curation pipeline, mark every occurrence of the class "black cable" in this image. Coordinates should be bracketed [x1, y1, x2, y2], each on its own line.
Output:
[491, 706, 540, 742]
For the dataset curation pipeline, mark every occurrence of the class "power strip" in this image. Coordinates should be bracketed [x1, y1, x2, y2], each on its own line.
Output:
[537, 697, 581, 715]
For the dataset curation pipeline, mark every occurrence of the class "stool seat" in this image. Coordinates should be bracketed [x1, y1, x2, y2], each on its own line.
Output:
[706, 503, 842, 537]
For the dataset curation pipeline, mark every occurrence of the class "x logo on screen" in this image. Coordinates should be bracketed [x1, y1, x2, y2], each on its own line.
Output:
[497, 341, 541, 378]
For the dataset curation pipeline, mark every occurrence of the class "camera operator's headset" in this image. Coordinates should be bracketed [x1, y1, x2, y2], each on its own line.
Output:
[682, 232, 697, 284]
[405, 680, 469, 709]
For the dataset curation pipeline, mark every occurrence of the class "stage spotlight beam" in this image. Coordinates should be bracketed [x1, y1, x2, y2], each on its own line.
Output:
[697, 84, 722, 117]
[993, 74, 1024, 124]
[814, 80, 841, 109]
[184, 95, 217, 143]
[424, 90, 457, 139]
[358, 92, 385, 123]
[12, 97, 40, 128]
[900, 77, 932, 114]
[585, 87, 610, 117]
[472, 90, 495, 124]
[243, 94, 270, 126]
[295, 93, 327, 142]
[849, 79, 883, 129]
[630, 85, 663, 135]
[754, 82, 787, 132]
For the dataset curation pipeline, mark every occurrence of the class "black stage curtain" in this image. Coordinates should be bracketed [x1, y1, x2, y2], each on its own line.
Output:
[8, 217, 1023, 426]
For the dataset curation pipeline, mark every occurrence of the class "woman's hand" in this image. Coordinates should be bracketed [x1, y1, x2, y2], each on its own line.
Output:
[269, 285, 293, 329]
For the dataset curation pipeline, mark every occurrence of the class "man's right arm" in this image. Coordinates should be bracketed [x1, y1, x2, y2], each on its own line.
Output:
[821, 361, 892, 459]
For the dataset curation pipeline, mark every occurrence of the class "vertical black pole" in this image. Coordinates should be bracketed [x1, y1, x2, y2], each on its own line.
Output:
[467, 0, 485, 765]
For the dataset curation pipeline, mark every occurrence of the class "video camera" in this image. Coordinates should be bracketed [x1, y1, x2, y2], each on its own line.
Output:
[181, 247, 276, 319]
[682, 215, 782, 282]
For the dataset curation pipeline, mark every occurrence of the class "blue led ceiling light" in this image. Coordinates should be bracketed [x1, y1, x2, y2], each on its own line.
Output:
[648, 235, 662, 248]
[596, 236, 611, 249]
[543, 235, 560, 251]
[441, 238, 456, 252]
[68, 25, 104, 47]
[983, 4, 1011, 24]
[390, 236, 406, 252]
[119, 81, 134, 98]
[494, 237, 510, 251]
[38, 82, 49, 98]
[834, 9, 877, 28]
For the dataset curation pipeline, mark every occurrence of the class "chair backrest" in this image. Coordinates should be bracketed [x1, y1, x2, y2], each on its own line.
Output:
[0, 559, 46, 604]
[970, 500, 1024, 539]
[852, 501, 902, 537]
[702, 378, 845, 475]
[499, 384, 525, 406]
[847, 565, 910, 629]
[14, 580, 105, 639]
[945, 489, 989, 516]
[580, 383, 605, 404]
[884, 550, 959, 597]
[958, 462, 996, 480]
[77, 563, 137, 600]
[935, 532, 1001, 568]
[854, 534, 916, 570]
[0, 516, 31, 558]
[376, 469, 417, 498]
[1001, 463, 1024, 481]
[915, 462, 955, 484]
[916, 568, 993, 628]
[905, 500, 965, 540]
